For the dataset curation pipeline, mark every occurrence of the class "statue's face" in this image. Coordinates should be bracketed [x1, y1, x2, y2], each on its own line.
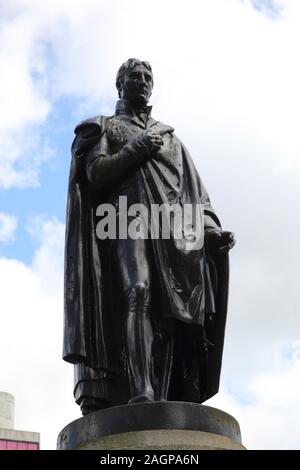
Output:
[120, 64, 153, 106]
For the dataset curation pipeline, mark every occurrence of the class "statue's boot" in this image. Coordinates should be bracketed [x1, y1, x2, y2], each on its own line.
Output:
[182, 326, 205, 403]
[126, 283, 154, 403]
[79, 397, 109, 415]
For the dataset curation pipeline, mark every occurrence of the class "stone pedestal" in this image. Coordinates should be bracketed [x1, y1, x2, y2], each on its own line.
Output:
[57, 402, 245, 450]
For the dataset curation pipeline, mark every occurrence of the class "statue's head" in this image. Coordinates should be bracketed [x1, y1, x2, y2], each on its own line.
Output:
[116, 58, 153, 106]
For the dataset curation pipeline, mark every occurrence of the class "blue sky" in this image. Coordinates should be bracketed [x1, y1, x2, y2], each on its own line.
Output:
[0, 0, 287, 262]
[0, 98, 75, 261]
[0, 88, 117, 262]
[250, 0, 283, 18]
[1, 0, 300, 450]
[0, 95, 116, 263]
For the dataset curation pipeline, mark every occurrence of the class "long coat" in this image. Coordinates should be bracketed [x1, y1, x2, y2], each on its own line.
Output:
[63, 104, 229, 403]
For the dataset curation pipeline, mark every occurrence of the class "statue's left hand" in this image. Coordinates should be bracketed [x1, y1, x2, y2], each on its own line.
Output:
[205, 230, 235, 254]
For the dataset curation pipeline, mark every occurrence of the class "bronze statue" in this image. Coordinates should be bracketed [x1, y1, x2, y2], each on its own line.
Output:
[63, 58, 235, 415]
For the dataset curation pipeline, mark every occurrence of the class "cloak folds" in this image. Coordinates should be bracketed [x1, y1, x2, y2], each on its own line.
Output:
[63, 115, 229, 404]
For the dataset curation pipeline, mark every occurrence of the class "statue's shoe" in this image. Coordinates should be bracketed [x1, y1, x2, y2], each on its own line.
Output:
[80, 397, 110, 415]
[183, 380, 201, 404]
[128, 388, 154, 404]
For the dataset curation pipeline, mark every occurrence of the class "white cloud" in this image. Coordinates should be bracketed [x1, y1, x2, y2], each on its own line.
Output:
[0, 217, 78, 449]
[2, 215, 299, 450]
[0, 2, 52, 188]
[208, 342, 300, 449]
[1, 0, 300, 187]
[27, 215, 65, 294]
[0, 212, 17, 243]
[1, 0, 300, 449]
[245, 0, 283, 19]
[0, 129, 52, 188]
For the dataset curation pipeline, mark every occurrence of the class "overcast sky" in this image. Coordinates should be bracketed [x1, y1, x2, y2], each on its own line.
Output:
[0, 0, 299, 450]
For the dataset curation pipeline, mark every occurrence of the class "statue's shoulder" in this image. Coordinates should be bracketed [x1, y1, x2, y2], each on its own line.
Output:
[74, 115, 112, 135]
[71, 115, 113, 157]
[150, 118, 175, 136]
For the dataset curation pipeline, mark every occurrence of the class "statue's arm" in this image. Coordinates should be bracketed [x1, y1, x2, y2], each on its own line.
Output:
[86, 138, 149, 189]
[196, 175, 235, 253]
[203, 204, 235, 254]
[198, 186, 222, 233]
[204, 212, 221, 232]
[83, 124, 163, 189]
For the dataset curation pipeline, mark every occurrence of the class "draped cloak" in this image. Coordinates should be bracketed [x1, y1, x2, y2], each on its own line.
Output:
[63, 106, 229, 404]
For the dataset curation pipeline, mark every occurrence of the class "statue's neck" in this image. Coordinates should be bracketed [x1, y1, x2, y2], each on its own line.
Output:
[115, 99, 151, 117]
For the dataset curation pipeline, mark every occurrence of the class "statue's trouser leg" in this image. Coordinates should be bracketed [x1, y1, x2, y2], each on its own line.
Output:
[115, 236, 154, 402]
[176, 323, 205, 402]
[74, 364, 111, 414]
[155, 323, 174, 401]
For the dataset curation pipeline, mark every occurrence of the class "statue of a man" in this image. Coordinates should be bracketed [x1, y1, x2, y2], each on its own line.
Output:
[63, 58, 235, 415]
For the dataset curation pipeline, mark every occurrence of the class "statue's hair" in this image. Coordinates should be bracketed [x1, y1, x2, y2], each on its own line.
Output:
[116, 58, 153, 98]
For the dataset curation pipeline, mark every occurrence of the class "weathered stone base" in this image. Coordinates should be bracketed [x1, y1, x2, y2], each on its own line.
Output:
[57, 402, 245, 450]
[73, 429, 244, 450]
